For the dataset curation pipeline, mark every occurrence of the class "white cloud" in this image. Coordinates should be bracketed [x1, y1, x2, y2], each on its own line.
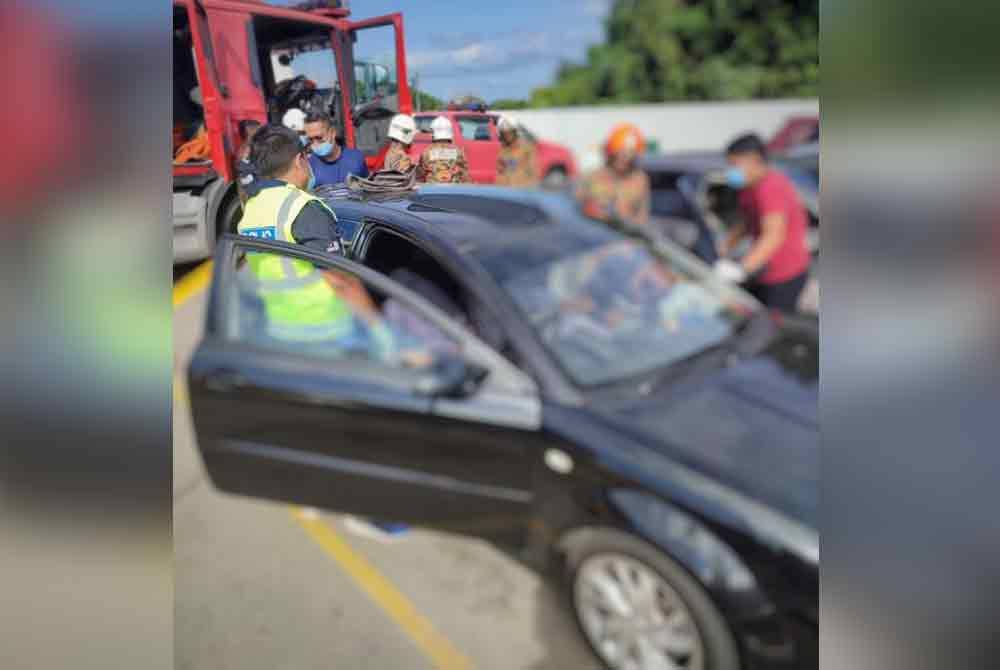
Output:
[408, 30, 570, 77]
[583, 0, 613, 18]
[453, 42, 488, 65]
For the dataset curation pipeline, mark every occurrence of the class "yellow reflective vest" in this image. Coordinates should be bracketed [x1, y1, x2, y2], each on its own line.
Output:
[236, 183, 351, 342]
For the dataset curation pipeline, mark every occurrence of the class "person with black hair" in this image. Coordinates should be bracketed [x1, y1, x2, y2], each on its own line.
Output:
[238, 123, 340, 254]
[304, 112, 368, 187]
[237, 124, 401, 358]
[715, 132, 811, 313]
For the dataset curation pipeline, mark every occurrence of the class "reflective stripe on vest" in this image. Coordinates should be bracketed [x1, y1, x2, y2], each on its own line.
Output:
[237, 185, 351, 341]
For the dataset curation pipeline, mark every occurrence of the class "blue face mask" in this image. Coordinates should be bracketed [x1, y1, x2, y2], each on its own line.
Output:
[313, 141, 334, 157]
[725, 166, 747, 189]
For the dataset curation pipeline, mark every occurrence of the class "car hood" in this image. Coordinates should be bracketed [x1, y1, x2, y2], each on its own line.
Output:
[595, 340, 818, 526]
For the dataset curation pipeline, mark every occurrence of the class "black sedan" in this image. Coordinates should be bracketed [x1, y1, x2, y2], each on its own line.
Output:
[188, 185, 818, 670]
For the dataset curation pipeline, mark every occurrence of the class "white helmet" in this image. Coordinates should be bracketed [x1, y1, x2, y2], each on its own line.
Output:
[497, 115, 517, 133]
[387, 113, 416, 144]
[430, 115, 453, 141]
[282, 107, 306, 132]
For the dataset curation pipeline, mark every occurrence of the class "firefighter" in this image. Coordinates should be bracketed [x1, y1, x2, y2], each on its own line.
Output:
[495, 115, 538, 187]
[383, 113, 417, 172]
[417, 116, 470, 184]
[575, 122, 651, 228]
[282, 107, 308, 146]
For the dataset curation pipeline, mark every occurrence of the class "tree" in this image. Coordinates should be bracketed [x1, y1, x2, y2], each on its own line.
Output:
[490, 98, 531, 109]
[412, 89, 444, 111]
[528, 0, 817, 106]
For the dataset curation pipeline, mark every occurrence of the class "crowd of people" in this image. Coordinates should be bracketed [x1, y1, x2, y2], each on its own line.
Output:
[236, 105, 811, 315]
[574, 122, 812, 314]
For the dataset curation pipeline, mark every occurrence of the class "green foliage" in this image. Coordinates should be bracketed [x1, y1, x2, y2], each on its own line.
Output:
[490, 98, 531, 109]
[413, 89, 444, 111]
[528, 0, 818, 106]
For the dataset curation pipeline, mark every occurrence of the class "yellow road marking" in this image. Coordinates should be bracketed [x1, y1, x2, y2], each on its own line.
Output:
[173, 372, 186, 406]
[291, 507, 473, 670]
[173, 260, 213, 309]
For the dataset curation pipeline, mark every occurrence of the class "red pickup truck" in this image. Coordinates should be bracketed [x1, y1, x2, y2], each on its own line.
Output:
[409, 111, 577, 188]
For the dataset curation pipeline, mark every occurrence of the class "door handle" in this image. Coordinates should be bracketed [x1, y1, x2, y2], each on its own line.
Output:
[203, 370, 247, 392]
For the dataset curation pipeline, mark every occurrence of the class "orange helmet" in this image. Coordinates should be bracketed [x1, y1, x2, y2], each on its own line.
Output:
[604, 123, 645, 158]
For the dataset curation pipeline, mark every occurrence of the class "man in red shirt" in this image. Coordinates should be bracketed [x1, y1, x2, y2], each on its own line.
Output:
[715, 133, 812, 313]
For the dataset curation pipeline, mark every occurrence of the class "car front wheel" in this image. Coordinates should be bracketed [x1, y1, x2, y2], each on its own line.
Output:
[218, 190, 243, 236]
[564, 528, 740, 670]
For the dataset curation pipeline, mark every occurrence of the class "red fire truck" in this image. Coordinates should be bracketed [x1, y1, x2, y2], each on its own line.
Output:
[173, 0, 411, 263]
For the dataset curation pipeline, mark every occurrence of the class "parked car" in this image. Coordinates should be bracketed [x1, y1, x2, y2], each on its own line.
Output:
[642, 152, 820, 264]
[188, 186, 817, 670]
[767, 115, 819, 155]
[410, 111, 577, 187]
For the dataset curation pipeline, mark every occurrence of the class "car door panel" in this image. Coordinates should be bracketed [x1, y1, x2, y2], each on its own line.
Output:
[189, 235, 540, 532]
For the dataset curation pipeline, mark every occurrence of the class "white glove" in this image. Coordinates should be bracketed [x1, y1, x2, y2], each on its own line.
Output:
[713, 258, 747, 284]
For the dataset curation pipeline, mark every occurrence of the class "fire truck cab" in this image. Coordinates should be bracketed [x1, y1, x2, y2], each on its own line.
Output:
[173, 0, 411, 263]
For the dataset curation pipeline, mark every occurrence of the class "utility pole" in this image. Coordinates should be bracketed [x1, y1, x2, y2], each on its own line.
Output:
[413, 71, 420, 112]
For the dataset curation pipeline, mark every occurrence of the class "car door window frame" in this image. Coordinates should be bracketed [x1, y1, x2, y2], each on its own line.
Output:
[213, 233, 537, 400]
[361, 222, 529, 373]
[351, 219, 574, 397]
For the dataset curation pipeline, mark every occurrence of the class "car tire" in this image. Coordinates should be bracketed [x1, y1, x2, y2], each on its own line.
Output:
[218, 190, 243, 237]
[542, 166, 568, 190]
[561, 527, 740, 670]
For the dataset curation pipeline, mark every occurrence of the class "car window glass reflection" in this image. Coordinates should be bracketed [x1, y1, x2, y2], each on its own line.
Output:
[457, 116, 490, 141]
[504, 240, 738, 386]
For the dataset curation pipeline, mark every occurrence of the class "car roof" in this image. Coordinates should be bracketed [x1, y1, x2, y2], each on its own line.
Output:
[640, 151, 728, 175]
[328, 184, 607, 259]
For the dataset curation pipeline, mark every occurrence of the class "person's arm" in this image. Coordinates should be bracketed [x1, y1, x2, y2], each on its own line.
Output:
[456, 152, 471, 183]
[526, 145, 539, 184]
[355, 151, 369, 178]
[625, 174, 651, 226]
[290, 202, 341, 254]
[495, 151, 508, 185]
[416, 153, 428, 182]
[719, 222, 748, 257]
[740, 212, 786, 275]
[575, 175, 608, 221]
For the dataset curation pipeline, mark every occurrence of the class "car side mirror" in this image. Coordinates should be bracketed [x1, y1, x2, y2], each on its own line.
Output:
[413, 355, 489, 398]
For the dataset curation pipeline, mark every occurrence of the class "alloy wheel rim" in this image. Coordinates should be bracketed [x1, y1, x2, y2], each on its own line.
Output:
[574, 553, 705, 670]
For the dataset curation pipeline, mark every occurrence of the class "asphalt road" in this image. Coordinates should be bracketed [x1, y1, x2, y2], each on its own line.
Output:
[173, 263, 600, 670]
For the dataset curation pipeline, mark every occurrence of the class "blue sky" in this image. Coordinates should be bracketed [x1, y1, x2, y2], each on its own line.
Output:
[285, 0, 613, 102]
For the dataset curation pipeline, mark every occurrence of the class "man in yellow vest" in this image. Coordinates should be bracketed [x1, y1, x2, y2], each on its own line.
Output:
[237, 124, 393, 356]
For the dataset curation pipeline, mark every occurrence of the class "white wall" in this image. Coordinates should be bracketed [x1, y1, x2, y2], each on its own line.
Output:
[497, 99, 818, 168]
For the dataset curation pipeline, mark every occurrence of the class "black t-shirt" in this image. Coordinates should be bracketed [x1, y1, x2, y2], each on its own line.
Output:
[290, 201, 341, 254]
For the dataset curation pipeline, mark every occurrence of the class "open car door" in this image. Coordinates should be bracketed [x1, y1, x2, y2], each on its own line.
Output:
[188, 235, 540, 534]
[338, 13, 412, 169]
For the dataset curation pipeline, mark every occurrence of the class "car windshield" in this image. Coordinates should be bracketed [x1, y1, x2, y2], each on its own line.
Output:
[487, 213, 753, 387]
